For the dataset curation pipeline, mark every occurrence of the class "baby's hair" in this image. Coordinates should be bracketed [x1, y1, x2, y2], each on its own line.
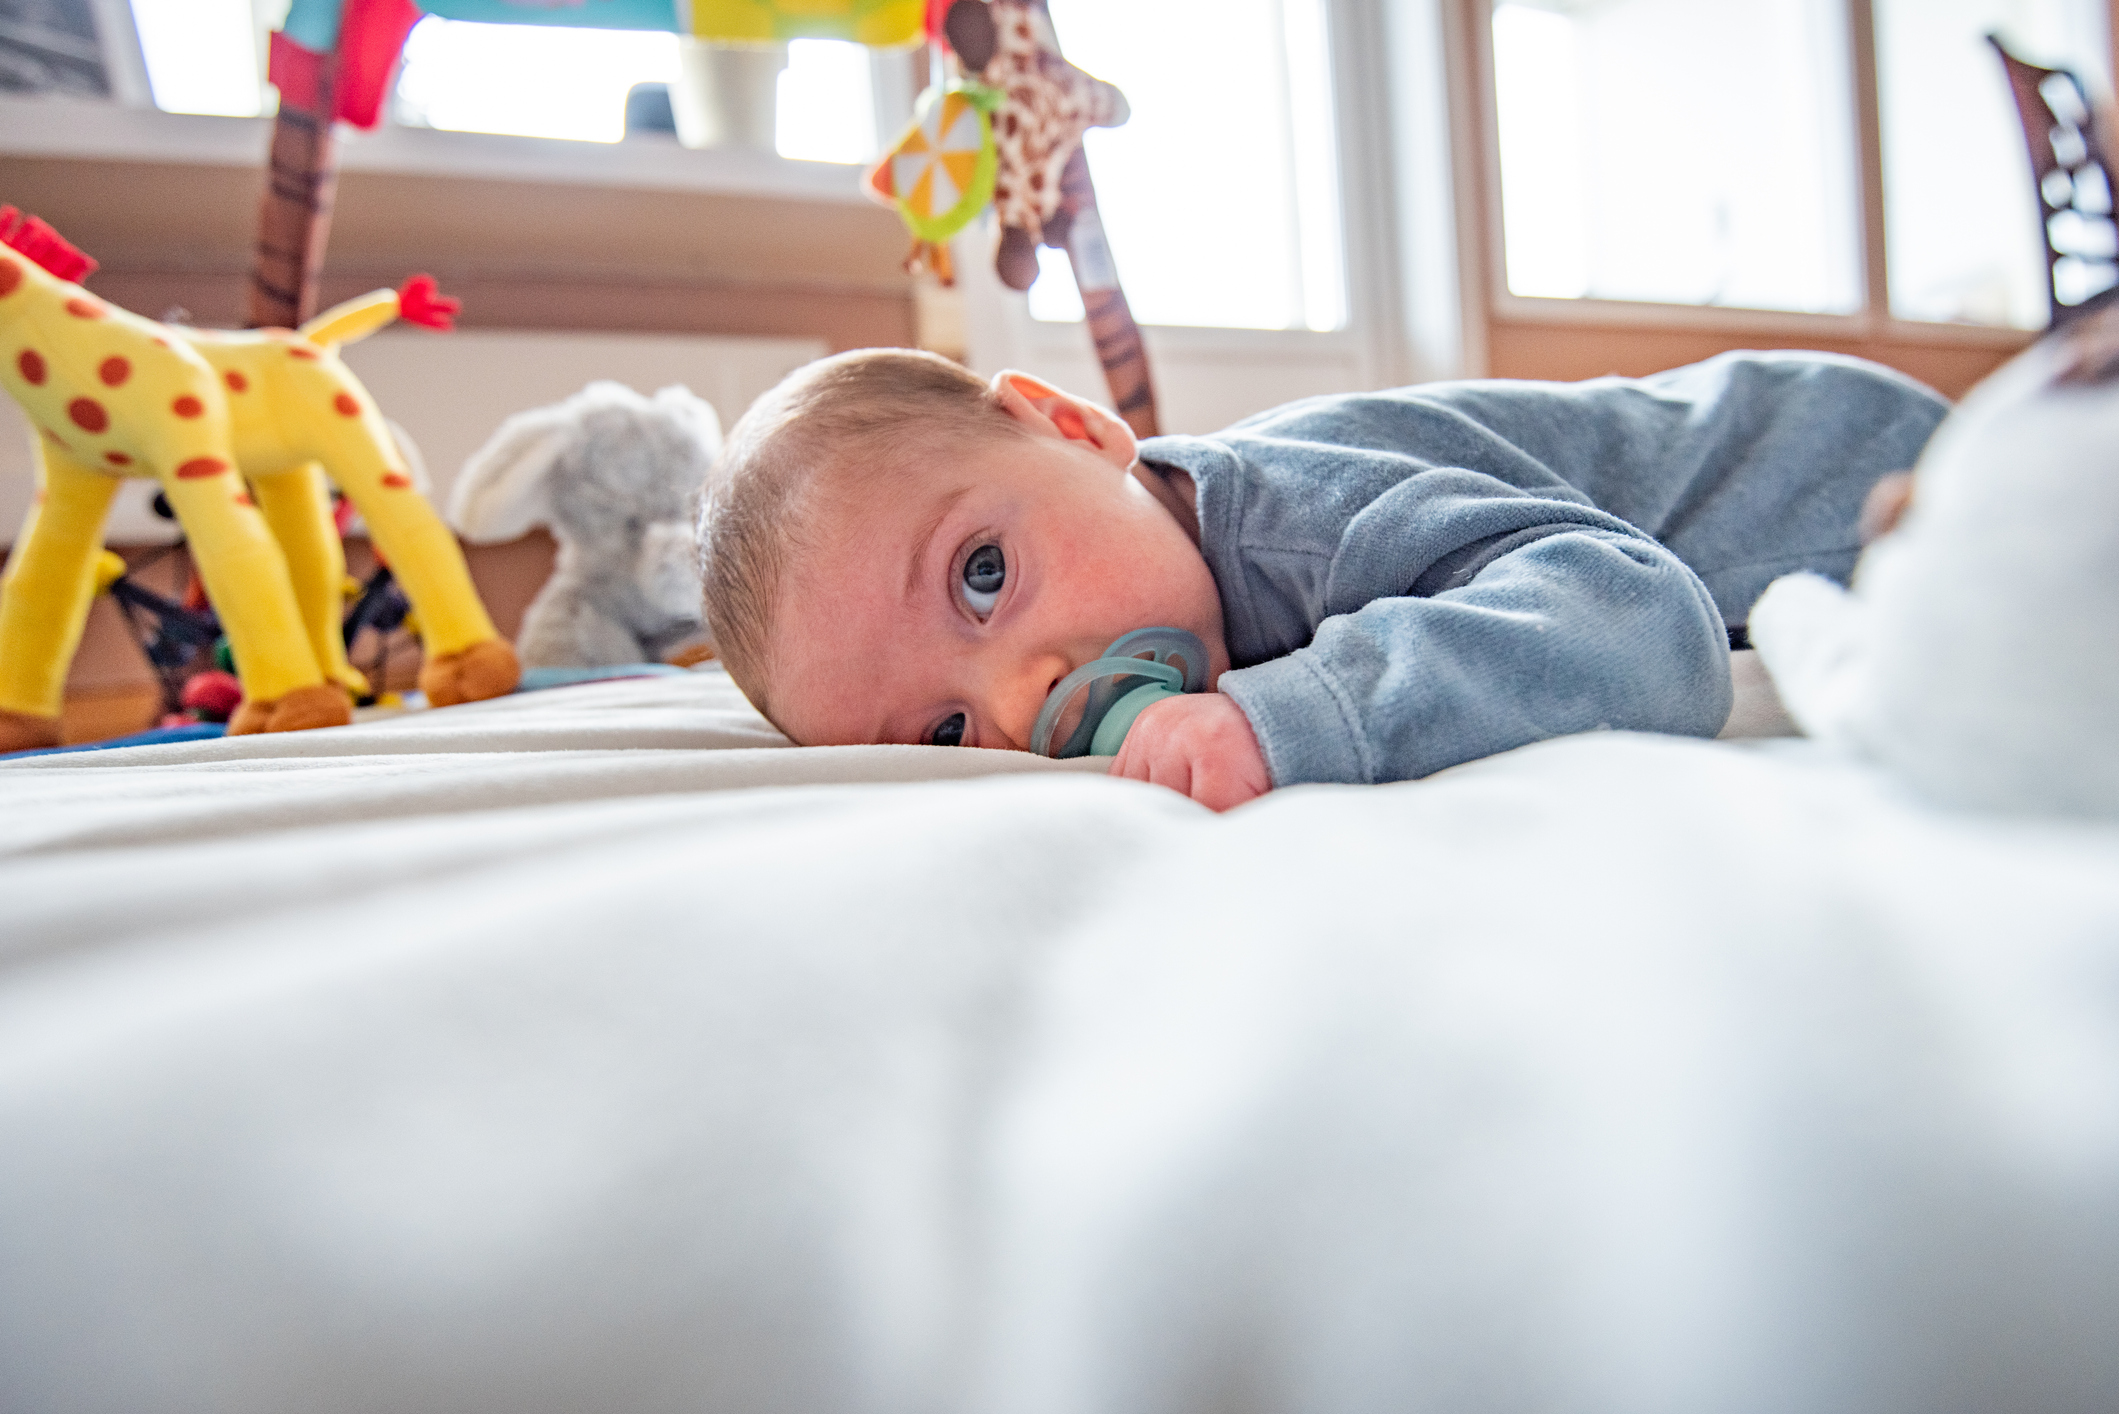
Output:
[697, 347, 1029, 722]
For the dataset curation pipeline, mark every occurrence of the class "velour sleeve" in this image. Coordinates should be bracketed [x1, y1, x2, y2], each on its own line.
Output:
[1214, 469, 1733, 785]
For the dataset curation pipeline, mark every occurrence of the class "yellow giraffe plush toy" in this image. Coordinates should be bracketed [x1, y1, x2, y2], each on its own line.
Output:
[0, 208, 517, 752]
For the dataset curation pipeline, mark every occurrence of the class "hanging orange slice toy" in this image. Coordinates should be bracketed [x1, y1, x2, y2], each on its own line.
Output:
[864, 81, 1003, 284]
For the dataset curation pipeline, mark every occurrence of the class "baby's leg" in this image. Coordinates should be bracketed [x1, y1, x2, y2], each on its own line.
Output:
[0, 445, 118, 748]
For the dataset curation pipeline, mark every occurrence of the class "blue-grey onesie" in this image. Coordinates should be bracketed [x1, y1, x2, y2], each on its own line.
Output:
[1137, 351, 1949, 786]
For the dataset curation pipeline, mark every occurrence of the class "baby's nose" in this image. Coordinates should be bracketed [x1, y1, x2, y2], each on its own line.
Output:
[989, 650, 1073, 753]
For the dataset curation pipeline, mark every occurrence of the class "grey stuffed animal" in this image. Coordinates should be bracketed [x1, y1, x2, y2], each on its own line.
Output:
[449, 381, 721, 668]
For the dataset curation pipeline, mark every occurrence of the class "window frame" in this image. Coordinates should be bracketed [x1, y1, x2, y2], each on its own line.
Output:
[1445, 0, 2106, 390]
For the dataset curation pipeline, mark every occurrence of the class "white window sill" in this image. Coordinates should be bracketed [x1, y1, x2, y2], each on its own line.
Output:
[1491, 291, 2039, 346]
[0, 95, 869, 203]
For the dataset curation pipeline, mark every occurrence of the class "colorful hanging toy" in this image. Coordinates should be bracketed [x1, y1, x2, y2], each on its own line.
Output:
[0, 209, 520, 754]
[863, 81, 1002, 284]
[866, 0, 1130, 286]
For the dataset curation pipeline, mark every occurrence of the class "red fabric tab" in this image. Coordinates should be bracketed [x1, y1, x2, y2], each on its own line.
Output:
[333, 0, 424, 131]
[267, 30, 327, 114]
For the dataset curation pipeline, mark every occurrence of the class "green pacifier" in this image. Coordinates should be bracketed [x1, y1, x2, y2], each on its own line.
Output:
[1030, 627, 1209, 759]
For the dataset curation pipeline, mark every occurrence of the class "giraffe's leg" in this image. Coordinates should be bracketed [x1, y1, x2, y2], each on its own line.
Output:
[0, 445, 119, 750]
[322, 424, 517, 707]
[157, 459, 350, 735]
[250, 461, 367, 696]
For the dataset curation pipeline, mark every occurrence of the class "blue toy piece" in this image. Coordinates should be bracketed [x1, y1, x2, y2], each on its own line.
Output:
[0, 721, 226, 761]
[1030, 627, 1209, 759]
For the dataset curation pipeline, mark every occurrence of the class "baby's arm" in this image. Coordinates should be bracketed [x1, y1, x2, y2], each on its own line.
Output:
[1219, 482, 1733, 785]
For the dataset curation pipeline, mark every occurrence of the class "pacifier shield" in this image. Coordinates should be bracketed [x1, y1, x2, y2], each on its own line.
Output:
[1030, 627, 1209, 758]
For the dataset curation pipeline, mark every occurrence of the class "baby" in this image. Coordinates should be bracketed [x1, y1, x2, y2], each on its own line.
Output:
[696, 348, 1947, 810]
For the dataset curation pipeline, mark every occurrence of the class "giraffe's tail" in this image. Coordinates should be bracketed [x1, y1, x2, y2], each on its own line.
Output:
[298, 274, 461, 349]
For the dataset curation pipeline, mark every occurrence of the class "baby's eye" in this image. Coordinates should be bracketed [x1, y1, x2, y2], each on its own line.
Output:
[961, 543, 1005, 616]
[929, 712, 967, 747]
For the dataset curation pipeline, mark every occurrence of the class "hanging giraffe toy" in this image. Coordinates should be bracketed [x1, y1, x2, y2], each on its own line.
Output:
[865, 0, 1128, 286]
[0, 208, 518, 752]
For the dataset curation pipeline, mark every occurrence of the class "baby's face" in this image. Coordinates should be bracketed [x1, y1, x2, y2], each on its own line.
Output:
[767, 430, 1228, 750]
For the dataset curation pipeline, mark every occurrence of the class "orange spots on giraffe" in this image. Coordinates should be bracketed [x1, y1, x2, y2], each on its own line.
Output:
[41, 427, 66, 449]
[333, 392, 360, 417]
[0, 261, 19, 297]
[151, 336, 169, 349]
[176, 457, 227, 480]
[172, 395, 204, 419]
[99, 356, 130, 387]
[232, 490, 255, 508]
[17, 349, 44, 385]
[64, 297, 103, 320]
[224, 370, 249, 393]
[287, 345, 319, 361]
[380, 471, 413, 489]
[105, 451, 131, 466]
[68, 398, 108, 434]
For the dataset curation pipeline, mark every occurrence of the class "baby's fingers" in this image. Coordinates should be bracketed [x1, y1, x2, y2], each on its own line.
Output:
[1109, 733, 1193, 802]
[1187, 759, 1266, 813]
[1144, 752, 1195, 800]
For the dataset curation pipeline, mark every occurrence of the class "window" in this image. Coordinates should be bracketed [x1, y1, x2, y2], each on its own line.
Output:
[129, 0, 267, 117]
[1484, 0, 2113, 334]
[1026, 0, 1347, 331]
[1492, 0, 1859, 314]
[392, 20, 682, 144]
[127, 0, 880, 163]
[768, 37, 877, 163]
[395, 22, 875, 158]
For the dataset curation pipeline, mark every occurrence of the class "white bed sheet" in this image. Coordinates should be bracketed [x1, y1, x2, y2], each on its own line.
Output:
[1, 667, 2113, 1413]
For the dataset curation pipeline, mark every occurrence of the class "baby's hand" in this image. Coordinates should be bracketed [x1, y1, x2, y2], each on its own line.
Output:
[1109, 693, 1271, 812]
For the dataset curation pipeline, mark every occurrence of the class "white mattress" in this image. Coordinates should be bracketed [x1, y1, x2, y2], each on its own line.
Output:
[1, 666, 2114, 1412]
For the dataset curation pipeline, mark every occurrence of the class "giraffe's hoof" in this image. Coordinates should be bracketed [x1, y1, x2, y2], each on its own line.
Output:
[0, 708, 63, 754]
[419, 638, 520, 707]
[227, 683, 354, 736]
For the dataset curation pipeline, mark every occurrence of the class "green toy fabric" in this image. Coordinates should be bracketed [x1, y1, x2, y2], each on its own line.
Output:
[866, 82, 1004, 244]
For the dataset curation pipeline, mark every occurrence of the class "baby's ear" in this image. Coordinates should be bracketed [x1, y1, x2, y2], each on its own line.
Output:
[993, 370, 1137, 470]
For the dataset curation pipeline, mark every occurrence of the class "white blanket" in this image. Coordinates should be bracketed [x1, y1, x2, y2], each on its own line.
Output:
[1, 668, 2114, 1412]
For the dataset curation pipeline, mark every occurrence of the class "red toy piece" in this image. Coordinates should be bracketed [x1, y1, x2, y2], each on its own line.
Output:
[180, 670, 245, 723]
[395, 274, 460, 331]
[333, 0, 425, 130]
[0, 205, 97, 283]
